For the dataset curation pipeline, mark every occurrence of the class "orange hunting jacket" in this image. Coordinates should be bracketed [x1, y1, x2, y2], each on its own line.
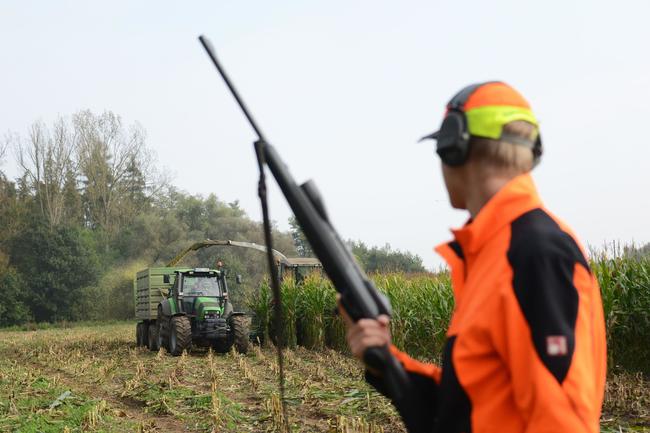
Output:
[368, 173, 607, 433]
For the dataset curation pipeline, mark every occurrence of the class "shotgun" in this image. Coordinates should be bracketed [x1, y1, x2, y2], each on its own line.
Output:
[198, 35, 423, 433]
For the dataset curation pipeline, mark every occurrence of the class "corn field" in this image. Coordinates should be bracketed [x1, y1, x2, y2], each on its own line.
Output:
[593, 250, 650, 374]
[250, 253, 650, 374]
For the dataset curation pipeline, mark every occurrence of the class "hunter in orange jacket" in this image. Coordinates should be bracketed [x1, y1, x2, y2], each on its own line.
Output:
[341, 82, 606, 433]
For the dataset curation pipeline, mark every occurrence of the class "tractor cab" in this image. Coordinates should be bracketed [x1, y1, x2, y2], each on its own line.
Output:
[155, 267, 242, 353]
[168, 268, 231, 320]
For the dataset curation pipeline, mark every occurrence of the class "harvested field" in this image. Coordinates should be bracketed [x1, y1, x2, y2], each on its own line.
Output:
[0, 322, 400, 432]
[1, 322, 648, 432]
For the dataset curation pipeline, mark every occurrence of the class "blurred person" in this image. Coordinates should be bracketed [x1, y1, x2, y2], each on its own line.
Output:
[340, 82, 607, 433]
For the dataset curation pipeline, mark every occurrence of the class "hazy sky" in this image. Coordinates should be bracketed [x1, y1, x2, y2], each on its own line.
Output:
[1, 1, 648, 269]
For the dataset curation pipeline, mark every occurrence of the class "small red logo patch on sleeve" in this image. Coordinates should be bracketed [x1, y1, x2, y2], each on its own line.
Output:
[546, 336, 568, 356]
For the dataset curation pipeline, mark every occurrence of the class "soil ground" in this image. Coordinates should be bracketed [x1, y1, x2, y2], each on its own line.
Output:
[0, 322, 647, 432]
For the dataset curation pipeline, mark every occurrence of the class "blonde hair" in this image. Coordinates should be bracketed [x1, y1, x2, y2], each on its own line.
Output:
[468, 121, 538, 174]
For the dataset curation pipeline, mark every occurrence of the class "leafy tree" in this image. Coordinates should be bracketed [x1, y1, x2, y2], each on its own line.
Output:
[0, 175, 22, 248]
[289, 216, 313, 257]
[348, 241, 426, 274]
[10, 222, 100, 322]
[0, 267, 30, 326]
[114, 212, 186, 263]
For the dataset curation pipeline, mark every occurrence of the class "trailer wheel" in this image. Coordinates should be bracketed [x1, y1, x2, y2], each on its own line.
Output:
[157, 307, 168, 351]
[136, 322, 145, 347]
[147, 322, 159, 351]
[157, 319, 167, 351]
[231, 315, 250, 354]
[169, 316, 192, 356]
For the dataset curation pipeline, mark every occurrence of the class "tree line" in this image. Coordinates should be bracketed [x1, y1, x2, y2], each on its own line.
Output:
[0, 111, 426, 327]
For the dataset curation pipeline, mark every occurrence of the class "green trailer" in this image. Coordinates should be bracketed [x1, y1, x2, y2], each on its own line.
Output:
[134, 267, 179, 323]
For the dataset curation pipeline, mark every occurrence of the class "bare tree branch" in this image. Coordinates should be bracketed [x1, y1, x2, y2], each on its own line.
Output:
[0, 138, 7, 167]
[15, 119, 75, 227]
[74, 110, 153, 235]
[7, 110, 160, 233]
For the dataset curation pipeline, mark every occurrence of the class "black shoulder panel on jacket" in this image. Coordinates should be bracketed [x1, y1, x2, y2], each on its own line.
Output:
[448, 241, 465, 260]
[507, 208, 589, 384]
[436, 336, 472, 433]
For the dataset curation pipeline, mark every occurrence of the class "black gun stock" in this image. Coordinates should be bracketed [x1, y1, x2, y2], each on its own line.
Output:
[198, 35, 423, 433]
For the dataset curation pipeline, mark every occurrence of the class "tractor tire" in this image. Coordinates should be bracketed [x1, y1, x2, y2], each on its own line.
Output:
[169, 316, 192, 356]
[231, 315, 250, 354]
[147, 322, 159, 351]
[136, 322, 146, 347]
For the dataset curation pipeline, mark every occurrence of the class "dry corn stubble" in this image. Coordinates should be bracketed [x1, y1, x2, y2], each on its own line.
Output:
[3, 266, 649, 433]
[330, 415, 385, 433]
[265, 393, 290, 433]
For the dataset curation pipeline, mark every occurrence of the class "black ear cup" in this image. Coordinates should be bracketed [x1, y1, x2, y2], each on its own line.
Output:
[428, 81, 541, 168]
[436, 111, 471, 166]
[532, 133, 543, 166]
[435, 82, 487, 167]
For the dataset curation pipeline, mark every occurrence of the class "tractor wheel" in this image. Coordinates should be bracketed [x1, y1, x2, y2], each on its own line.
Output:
[169, 316, 192, 356]
[231, 315, 250, 354]
[136, 322, 145, 347]
[147, 322, 159, 351]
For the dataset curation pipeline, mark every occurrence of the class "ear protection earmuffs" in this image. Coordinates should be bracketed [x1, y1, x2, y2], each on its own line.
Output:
[425, 82, 543, 167]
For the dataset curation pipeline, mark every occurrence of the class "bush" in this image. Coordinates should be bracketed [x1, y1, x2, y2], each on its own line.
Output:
[10, 223, 100, 322]
[0, 266, 31, 326]
[77, 260, 148, 321]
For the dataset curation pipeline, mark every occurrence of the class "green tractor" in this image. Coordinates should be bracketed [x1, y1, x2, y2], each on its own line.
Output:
[135, 266, 249, 355]
[134, 240, 322, 356]
[165, 267, 247, 355]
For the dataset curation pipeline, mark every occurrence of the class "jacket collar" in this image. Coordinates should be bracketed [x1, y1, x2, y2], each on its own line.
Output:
[436, 173, 542, 262]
